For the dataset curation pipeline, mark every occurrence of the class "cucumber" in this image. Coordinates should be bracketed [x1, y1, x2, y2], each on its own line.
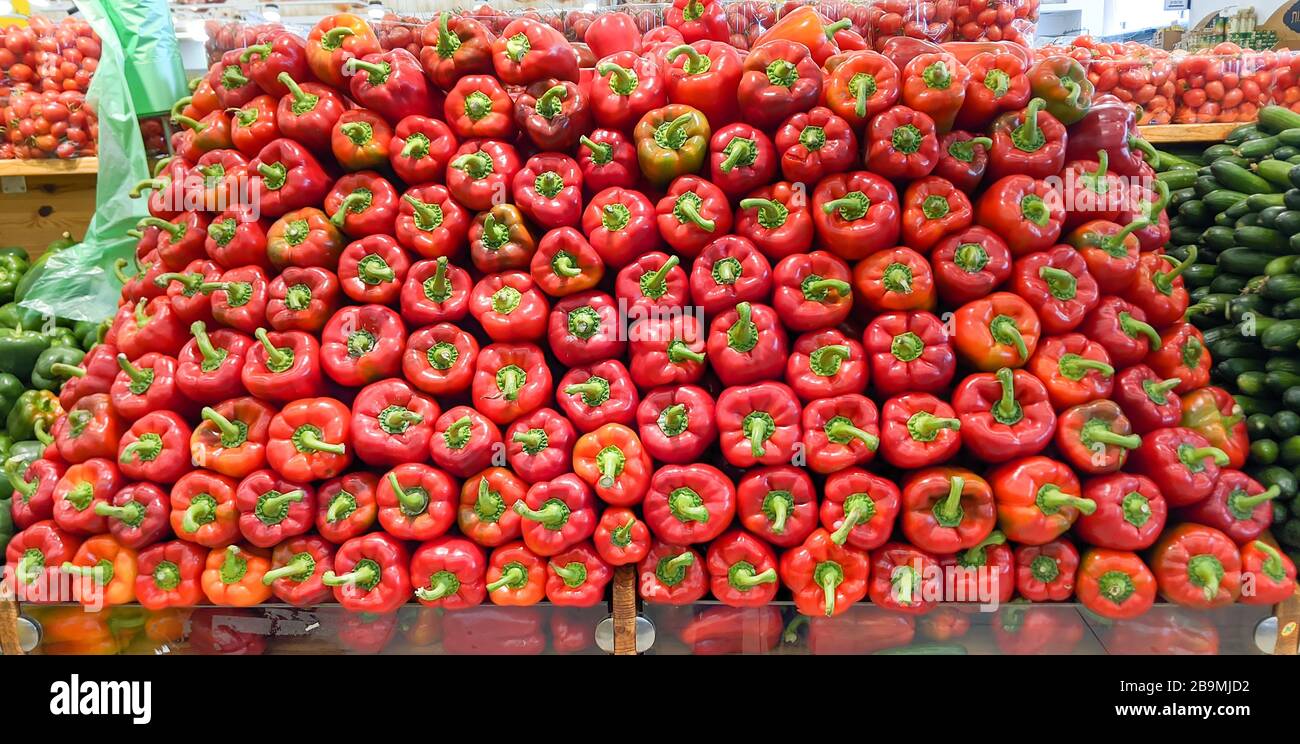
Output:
[874, 643, 968, 655]
[1267, 357, 1300, 373]
[1218, 358, 1266, 379]
[1247, 192, 1286, 210]
[1263, 275, 1300, 301]
[1204, 143, 1237, 160]
[1194, 175, 1222, 197]
[1208, 332, 1263, 359]
[1261, 319, 1300, 351]
[1275, 297, 1300, 319]
[1259, 105, 1300, 134]
[1275, 146, 1300, 161]
[1217, 248, 1277, 275]
[1277, 128, 1300, 146]
[1202, 225, 1236, 250]
[1286, 386, 1300, 411]
[1227, 124, 1262, 145]
[1226, 293, 1273, 322]
[1269, 371, 1300, 393]
[1215, 211, 1235, 226]
[1213, 160, 1277, 194]
[1240, 370, 1271, 395]
[1155, 150, 1200, 170]
[1285, 189, 1300, 210]
[1265, 255, 1300, 275]
[1256, 158, 1296, 189]
[1259, 205, 1288, 228]
[1165, 244, 1195, 263]
[1254, 439, 1280, 465]
[1178, 200, 1211, 226]
[1280, 435, 1300, 466]
[1168, 186, 1198, 211]
[1238, 395, 1281, 415]
[1235, 226, 1288, 252]
[1238, 135, 1280, 159]
[1171, 226, 1204, 245]
[1205, 189, 1248, 213]
[1255, 465, 1298, 500]
[1183, 263, 1217, 288]
[1237, 213, 1262, 228]
[1157, 169, 1198, 190]
[1275, 210, 1300, 235]
[1249, 412, 1275, 438]
[1210, 272, 1252, 294]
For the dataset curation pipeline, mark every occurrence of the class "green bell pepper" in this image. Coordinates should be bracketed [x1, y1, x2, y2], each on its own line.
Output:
[31, 346, 85, 391]
[7, 440, 44, 467]
[0, 373, 22, 423]
[0, 496, 12, 557]
[14, 231, 76, 303]
[46, 326, 80, 350]
[0, 328, 51, 379]
[0, 301, 47, 331]
[0, 434, 11, 501]
[0, 249, 29, 305]
[6, 389, 62, 441]
[74, 319, 109, 351]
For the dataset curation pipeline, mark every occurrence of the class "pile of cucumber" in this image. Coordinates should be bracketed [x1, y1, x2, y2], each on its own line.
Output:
[1168, 105, 1300, 555]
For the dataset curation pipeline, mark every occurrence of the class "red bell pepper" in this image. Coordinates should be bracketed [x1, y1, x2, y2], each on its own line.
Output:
[390, 116, 458, 186]
[821, 467, 901, 550]
[865, 105, 939, 180]
[863, 311, 955, 396]
[4, 520, 77, 597]
[1010, 246, 1100, 335]
[175, 322, 250, 406]
[322, 532, 411, 614]
[330, 110, 394, 173]
[491, 18, 578, 86]
[801, 394, 879, 473]
[250, 138, 333, 219]
[376, 463, 457, 542]
[989, 455, 1094, 545]
[263, 535, 334, 607]
[266, 267, 340, 334]
[419, 12, 495, 91]
[240, 33, 310, 99]
[169, 470, 240, 547]
[955, 51, 1031, 130]
[666, 0, 729, 42]
[118, 411, 191, 485]
[952, 367, 1057, 462]
[324, 171, 401, 238]
[572, 423, 653, 507]
[975, 174, 1064, 256]
[879, 392, 962, 469]
[707, 301, 789, 387]
[51, 458, 122, 536]
[593, 507, 652, 567]
[56, 345, 120, 412]
[986, 98, 1068, 181]
[402, 259, 472, 329]
[643, 463, 735, 545]
[242, 330, 325, 403]
[315, 472, 379, 545]
[337, 235, 410, 305]
[1066, 219, 1144, 297]
[52, 393, 122, 464]
[810, 170, 900, 261]
[725, 468, 813, 552]
[306, 13, 382, 88]
[141, 212, 210, 272]
[504, 408, 576, 487]
[530, 227, 605, 298]
[1239, 541, 1297, 606]
[735, 182, 816, 261]
[899, 466, 996, 554]
[782, 528, 871, 617]
[445, 74, 515, 140]
[615, 252, 688, 318]
[514, 473, 598, 557]
[705, 530, 779, 607]
[771, 250, 852, 333]
[1150, 523, 1241, 609]
[515, 79, 591, 152]
[1077, 548, 1157, 619]
[514, 154, 584, 230]
[350, 379, 436, 468]
[1114, 364, 1183, 435]
[345, 48, 438, 123]
[689, 235, 772, 316]
[110, 353, 188, 422]
[471, 343, 553, 426]
[901, 52, 970, 132]
[485, 541, 547, 606]
[951, 291, 1040, 371]
[1177, 470, 1279, 546]
[635, 385, 716, 464]
[1123, 248, 1194, 330]
[715, 381, 802, 468]
[1026, 333, 1115, 411]
[774, 106, 858, 184]
[709, 124, 777, 201]
[737, 40, 823, 131]
[1180, 386, 1249, 471]
[934, 131, 992, 193]
[852, 246, 937, 313]
[98, 483, 170, 550]
[204, 266, 270, 335]
[591, 53, 667, 133]
[1146, 323, 1210, 395]
[266, 207, 346, 270]
[447, 139, 522, 212]
[430, 406, 502, 479]
[557, 360, 640, 433]
[588, 192, 664, 280]
[401, 321, 477, 399]
[544, 291, 622, 369]
[469, 205, 537, 275]
[577, 129, 639, 194]
[1055, 400, 1142, 475]
[785, 328, 867, 402]
[273, 73, 346, 155]
[639, 540, 708, 605]
[114, 295, 187, 361]
[468, 271, 548, 343]
[320, 305, 405, 387]
[1078, 296, 1160, 369]
[1076, 472, 1167, 551]
[457, 468, 525, 548]
[1124, 180, 1172, 253]
[822, 50, 901, 130]
[156, 259, 221, 326]
[1132, 426, 1229, 508]
[664, 42, 742, 129]
[868, 541, 942, 615]
[657, 175, 733, 258]
[900, 176, 973, 252]
[235, 469, 315, 548]
[171, 109, 234, 164]
[940, 530, 1016, 605]
[133, 539, 206, 610]
[411, 536, 487, 609]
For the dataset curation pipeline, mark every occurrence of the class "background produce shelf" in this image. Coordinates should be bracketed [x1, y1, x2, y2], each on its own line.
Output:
[0, 158, 99, 177]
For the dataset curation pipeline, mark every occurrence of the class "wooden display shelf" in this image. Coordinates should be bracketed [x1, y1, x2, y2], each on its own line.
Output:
[1139, 123, 1239, 143]
[0, 157, 98, 176]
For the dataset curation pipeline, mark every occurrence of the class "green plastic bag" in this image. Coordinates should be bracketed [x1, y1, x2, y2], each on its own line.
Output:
[17, 0, 182, 322]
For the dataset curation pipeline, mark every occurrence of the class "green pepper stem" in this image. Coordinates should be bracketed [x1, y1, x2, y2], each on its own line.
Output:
[138, 216, 182, 240]
[1186, 446, 1230, 468]
[322, 563, 378, 588]
[416, 574, 457, 601]
[641, 255, 679, 296]
[740, 198, 784, 227]
[261, 489, 305, 515]
[261, 555, 313, 585]
[994, 367, 1020, 422]
[201, 407, 240, 441]
[675, 195, 715, 231]
[1236, 486, 1281, 509]
[190, 321, 223, 366]
[732, 565, 777, 587]
[487, 564, 527, 592]
[1154, 245, 1197, 295]
[937, 475, 965, 524]
[830, 506, 865, 545]
[513, 499, 568, 526]
[255, 328, 291, 369]
[130, 178, 167, 198]
[50, 363, 85, 379]
[181, 499, 212, 534]
[1120, 312, 1161, 347]
[1038, 485, 1097, 515]
[116, 353, 149, 386]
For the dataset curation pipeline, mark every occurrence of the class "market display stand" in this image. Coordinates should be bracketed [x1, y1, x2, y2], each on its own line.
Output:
[0, 158, 97, 255]
[1139, 123, 1240, 143]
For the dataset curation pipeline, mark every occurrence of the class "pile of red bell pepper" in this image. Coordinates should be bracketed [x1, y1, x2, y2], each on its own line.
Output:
[6, 8, 1294, 655]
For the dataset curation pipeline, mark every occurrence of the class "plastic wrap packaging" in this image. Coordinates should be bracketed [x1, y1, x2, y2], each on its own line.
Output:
[1038, 37, 1175, 125]
[0, 14, 101, 159]
[1173, 42, 1281, 124]
[951, 0, 1036, 46]
[1270, 49, 1300, 113]
[864, 0, 953, 51]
